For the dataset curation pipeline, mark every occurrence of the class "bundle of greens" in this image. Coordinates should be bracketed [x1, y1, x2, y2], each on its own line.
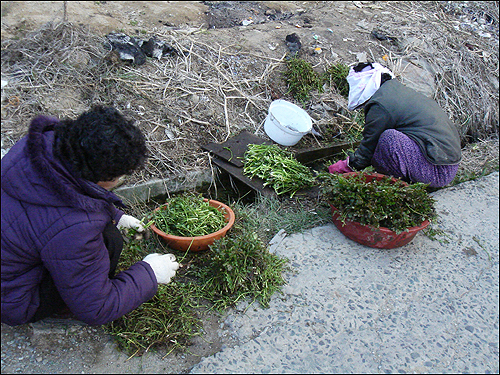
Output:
[282, 57, 324, 102]
[107, 201, 293, 357]
[106, 282, 203, 357]
[319, 171, 437, 233]
[243, 143, 316, 197]
[153, 194, 227, 237]
[196, 227, 290, 310]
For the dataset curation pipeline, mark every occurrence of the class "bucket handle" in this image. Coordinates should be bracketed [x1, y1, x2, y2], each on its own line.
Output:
[269, 112, 303, 133]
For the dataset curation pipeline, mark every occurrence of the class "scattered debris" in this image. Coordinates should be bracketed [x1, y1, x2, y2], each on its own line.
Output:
[241, 18, 253, 26]
[441, 1, 498, 38]
[371, 29, 397, 43]
[205, 1, 293, 29]
[105, 33, 146, 65]
[268, 229, 287, 254]
[106, 32, 179, 65]
[1, 2, 497, 187]
[349, 51, 367, 62]
[140, 36, 178, 60]
[285, 33, 301, 56]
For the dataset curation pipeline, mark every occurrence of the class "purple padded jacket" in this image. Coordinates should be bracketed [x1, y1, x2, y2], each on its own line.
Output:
[1, 115, 157, 326]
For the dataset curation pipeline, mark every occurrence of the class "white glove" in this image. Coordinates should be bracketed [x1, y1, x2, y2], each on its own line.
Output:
[142, 253, 179, 284]
[117, 214, 144, 232]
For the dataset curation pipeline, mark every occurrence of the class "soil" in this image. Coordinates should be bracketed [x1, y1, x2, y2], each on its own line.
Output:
[1, 0, 386, 185]
[0, 1, 375, 57]
[2, 1, 498, 183]
[1, 1, 499, 374]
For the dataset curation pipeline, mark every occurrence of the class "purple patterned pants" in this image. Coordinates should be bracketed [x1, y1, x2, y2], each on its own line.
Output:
[371, 129, 459, 188]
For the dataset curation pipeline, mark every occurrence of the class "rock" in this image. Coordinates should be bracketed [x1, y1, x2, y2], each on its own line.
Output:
[399, 60, 436, 98]
[105, 33, 146, 65]
[355, 51, 367, 62]
[189, 94, 200, 105]
[65, 50, 90, 69]
[268, 229, 287, 254]
[140, 37, 178, 59]
[106, 33, 179, 64]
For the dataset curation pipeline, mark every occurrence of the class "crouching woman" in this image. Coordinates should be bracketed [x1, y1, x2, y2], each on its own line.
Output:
[329, 62, 462, 188]
[1, 106, 178, 326]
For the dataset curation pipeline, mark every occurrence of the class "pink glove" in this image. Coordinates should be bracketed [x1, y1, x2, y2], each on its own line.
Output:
[328, 158, 353, 174]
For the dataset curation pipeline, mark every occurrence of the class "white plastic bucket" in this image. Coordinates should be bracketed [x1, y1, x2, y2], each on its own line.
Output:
[264, 100, 312, 146]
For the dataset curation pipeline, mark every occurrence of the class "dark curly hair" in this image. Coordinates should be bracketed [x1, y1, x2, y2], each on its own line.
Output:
[54, 106, 148, 183]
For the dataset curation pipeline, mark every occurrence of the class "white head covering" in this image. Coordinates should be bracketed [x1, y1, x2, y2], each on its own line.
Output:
[347, 63, 395, 110]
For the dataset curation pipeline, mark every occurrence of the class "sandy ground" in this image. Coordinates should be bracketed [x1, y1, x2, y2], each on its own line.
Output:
[191, 172, 499, 374]
[1, 1, 313, 40]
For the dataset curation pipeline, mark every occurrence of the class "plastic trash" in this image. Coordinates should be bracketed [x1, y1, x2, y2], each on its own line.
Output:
[285, 33, 301, 55]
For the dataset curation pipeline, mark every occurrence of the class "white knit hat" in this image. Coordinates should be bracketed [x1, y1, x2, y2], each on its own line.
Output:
[347, 63, 395, 110]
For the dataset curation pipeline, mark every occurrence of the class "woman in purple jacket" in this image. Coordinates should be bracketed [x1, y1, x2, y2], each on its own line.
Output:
[328, 62, 461, 188]
[1, 106, 179, 326]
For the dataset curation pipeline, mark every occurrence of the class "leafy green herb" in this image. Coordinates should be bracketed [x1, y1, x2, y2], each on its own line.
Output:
[223, 146, 233, 162]
[319, 171, 437, 233]
[423, 226, 451, 244]
[243, 143, 316, 197]
[153, 194, 227, 237]
[323, 62, 350, 98]
[197, 226, 290, 310]
[106, 282, 204, 358]
[106, 202, 292, 357]
[282, 57, 323, 103]
[282, 60, 351, 102]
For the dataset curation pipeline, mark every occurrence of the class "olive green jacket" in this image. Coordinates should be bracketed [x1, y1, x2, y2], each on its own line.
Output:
[348, 80, 462, 170]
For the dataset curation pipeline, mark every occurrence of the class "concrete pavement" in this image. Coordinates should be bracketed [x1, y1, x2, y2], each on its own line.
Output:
[1, 173, 498, 374]
[190, 172, 499, 374]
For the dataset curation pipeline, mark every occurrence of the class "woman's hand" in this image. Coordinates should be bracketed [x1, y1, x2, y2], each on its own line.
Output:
[328, 158, 353, 174]
[142, 253, 179, 284]
[117, 214, 144, 232]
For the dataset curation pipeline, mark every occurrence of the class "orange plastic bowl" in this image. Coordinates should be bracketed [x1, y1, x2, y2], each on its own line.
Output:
[150, 199, 235, 252]
[330, 172, 430, 249]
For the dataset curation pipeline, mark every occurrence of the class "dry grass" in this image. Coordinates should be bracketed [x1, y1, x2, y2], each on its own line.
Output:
[1, 1, 498, 187]
[373, 1, 499, 143]
[1, 22, 287, 186]
[455, 137, 499, 183]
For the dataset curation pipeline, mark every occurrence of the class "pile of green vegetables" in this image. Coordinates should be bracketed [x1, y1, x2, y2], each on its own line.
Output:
[196, 227, 289, 310]
[243, 143, 316, 197]
[153, 194, 227, 237]
[106, 196, 294, 357]
[319, 171, 437, 233]
[283, 58, 351, 102]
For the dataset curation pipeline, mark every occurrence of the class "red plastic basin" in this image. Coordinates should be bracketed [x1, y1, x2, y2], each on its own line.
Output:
[330, 172, 430, 249]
